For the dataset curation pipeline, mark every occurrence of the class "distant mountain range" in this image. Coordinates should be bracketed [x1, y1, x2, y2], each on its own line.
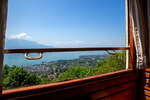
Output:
[5, 39, 53, 49]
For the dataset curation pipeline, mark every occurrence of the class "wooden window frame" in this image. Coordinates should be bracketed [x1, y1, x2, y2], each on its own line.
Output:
[1, 0, 136, 99]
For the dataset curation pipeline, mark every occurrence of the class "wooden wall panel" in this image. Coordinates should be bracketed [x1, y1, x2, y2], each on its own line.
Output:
[100, 88, 134, 100]
[90, 82, 136, 100]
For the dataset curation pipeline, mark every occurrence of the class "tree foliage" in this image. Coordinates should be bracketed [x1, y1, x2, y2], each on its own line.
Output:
[55, 66, 97, 81]
[3, 66, 41, 89]
[2, 64, 11, 79]
[95, 51, 126, 74]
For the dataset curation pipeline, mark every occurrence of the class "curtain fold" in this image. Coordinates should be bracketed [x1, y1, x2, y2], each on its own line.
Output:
[129, 0, 148, 69]
[0, 0, 8, 94]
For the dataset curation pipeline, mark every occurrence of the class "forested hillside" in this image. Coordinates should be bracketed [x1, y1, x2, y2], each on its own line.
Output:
[2, 51, 126, 90]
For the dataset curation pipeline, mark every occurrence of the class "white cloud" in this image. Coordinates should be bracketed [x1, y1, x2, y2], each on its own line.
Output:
[8, 33, 32, 40]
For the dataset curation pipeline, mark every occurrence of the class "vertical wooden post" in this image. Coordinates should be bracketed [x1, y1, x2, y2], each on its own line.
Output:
[129, 13, 136, 70]
[0, 0, 8, 97]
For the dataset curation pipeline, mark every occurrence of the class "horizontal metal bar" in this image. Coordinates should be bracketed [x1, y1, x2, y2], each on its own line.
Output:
[4, 47, 129, 54]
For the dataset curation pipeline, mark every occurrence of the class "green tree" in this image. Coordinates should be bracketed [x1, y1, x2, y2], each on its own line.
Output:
[41, 78, 51, 84]
[96, 51, 126, 74]
[3, 66, 41, 89]
[2, 64, 11, 79]
[55, 66, 97, 81]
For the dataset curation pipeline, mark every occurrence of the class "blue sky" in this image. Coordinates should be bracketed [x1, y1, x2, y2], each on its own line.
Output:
[6, 0, 126, 48]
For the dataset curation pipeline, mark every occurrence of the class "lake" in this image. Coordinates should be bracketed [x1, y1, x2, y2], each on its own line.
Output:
[4, 51, 105, 66]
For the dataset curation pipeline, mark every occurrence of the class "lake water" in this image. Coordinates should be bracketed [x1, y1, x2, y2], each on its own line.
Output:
[4, 51, 105, 66]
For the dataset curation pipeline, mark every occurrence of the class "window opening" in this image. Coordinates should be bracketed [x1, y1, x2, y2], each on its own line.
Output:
[3, 0, 128, 90]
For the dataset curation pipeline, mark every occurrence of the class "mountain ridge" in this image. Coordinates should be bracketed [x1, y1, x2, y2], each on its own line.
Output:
[5, 39, 53, 49]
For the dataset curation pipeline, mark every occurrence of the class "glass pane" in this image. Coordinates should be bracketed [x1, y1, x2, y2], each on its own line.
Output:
[5, 0, 126, 49]
[3, 50, 127, 90]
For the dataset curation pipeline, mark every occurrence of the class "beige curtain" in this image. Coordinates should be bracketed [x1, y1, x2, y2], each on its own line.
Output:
[0, 0, 8, 95]
[129, 0, 148, 69]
